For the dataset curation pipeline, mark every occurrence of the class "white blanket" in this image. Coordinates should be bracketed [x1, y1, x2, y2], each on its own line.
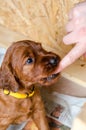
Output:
[0, 47, 6, 66]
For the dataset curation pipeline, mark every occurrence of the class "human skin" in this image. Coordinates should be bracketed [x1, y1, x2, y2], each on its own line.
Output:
[56, 1, 86, 73]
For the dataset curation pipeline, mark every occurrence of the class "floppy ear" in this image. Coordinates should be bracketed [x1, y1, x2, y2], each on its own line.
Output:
[0, 65, 19, 92]
[0, 44, 19, 92]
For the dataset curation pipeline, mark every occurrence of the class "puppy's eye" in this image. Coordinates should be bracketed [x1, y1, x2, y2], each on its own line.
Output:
[26, 58, 34, 64]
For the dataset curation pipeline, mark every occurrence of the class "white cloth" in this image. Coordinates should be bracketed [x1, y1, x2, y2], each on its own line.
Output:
[0, 47, 6, 66]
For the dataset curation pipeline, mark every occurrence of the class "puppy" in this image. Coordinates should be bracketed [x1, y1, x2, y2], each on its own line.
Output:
[0, 40, 60, 130]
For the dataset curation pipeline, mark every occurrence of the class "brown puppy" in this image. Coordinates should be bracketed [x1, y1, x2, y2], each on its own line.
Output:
[0, 40, 60, 130]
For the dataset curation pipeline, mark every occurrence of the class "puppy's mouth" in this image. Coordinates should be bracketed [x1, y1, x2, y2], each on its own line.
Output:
[41, 73, 59, 82]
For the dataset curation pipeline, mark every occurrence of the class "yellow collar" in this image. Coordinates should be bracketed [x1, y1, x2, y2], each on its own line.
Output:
[4, 88, 35, 99]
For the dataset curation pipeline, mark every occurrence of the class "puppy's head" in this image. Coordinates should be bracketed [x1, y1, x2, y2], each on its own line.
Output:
[0, 40, 60, 91]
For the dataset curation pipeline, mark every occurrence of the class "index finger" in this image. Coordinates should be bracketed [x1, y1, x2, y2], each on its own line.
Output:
[56, 42, 86, 73]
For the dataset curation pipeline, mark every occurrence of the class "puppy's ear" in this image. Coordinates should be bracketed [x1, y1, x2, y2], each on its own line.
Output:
[0, 65, 19, 92]
[0, 44, 19, 92]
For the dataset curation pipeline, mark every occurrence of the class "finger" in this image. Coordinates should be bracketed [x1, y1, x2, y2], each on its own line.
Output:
[56, 42, 86, 73]
[66, 17, 83, 33]
[66, 21, 74, 32]
[68, 6, 80, 20]
[73, 7, 80, 18]
[68, 8, 73, 20]
[83, 52, 86, 58]
[63, 31, 78, 44]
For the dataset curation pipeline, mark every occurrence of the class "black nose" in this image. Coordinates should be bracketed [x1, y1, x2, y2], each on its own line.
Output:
[49, 57, 60, 66]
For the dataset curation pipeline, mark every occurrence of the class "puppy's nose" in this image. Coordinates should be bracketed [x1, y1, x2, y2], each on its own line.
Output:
[49, 57, 59, 66]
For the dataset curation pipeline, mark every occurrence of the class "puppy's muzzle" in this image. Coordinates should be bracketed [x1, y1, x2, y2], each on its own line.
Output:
[48, 56, 60, 67]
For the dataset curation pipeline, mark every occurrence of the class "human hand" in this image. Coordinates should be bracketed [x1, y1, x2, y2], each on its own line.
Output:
[57, 1, 86, 73]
